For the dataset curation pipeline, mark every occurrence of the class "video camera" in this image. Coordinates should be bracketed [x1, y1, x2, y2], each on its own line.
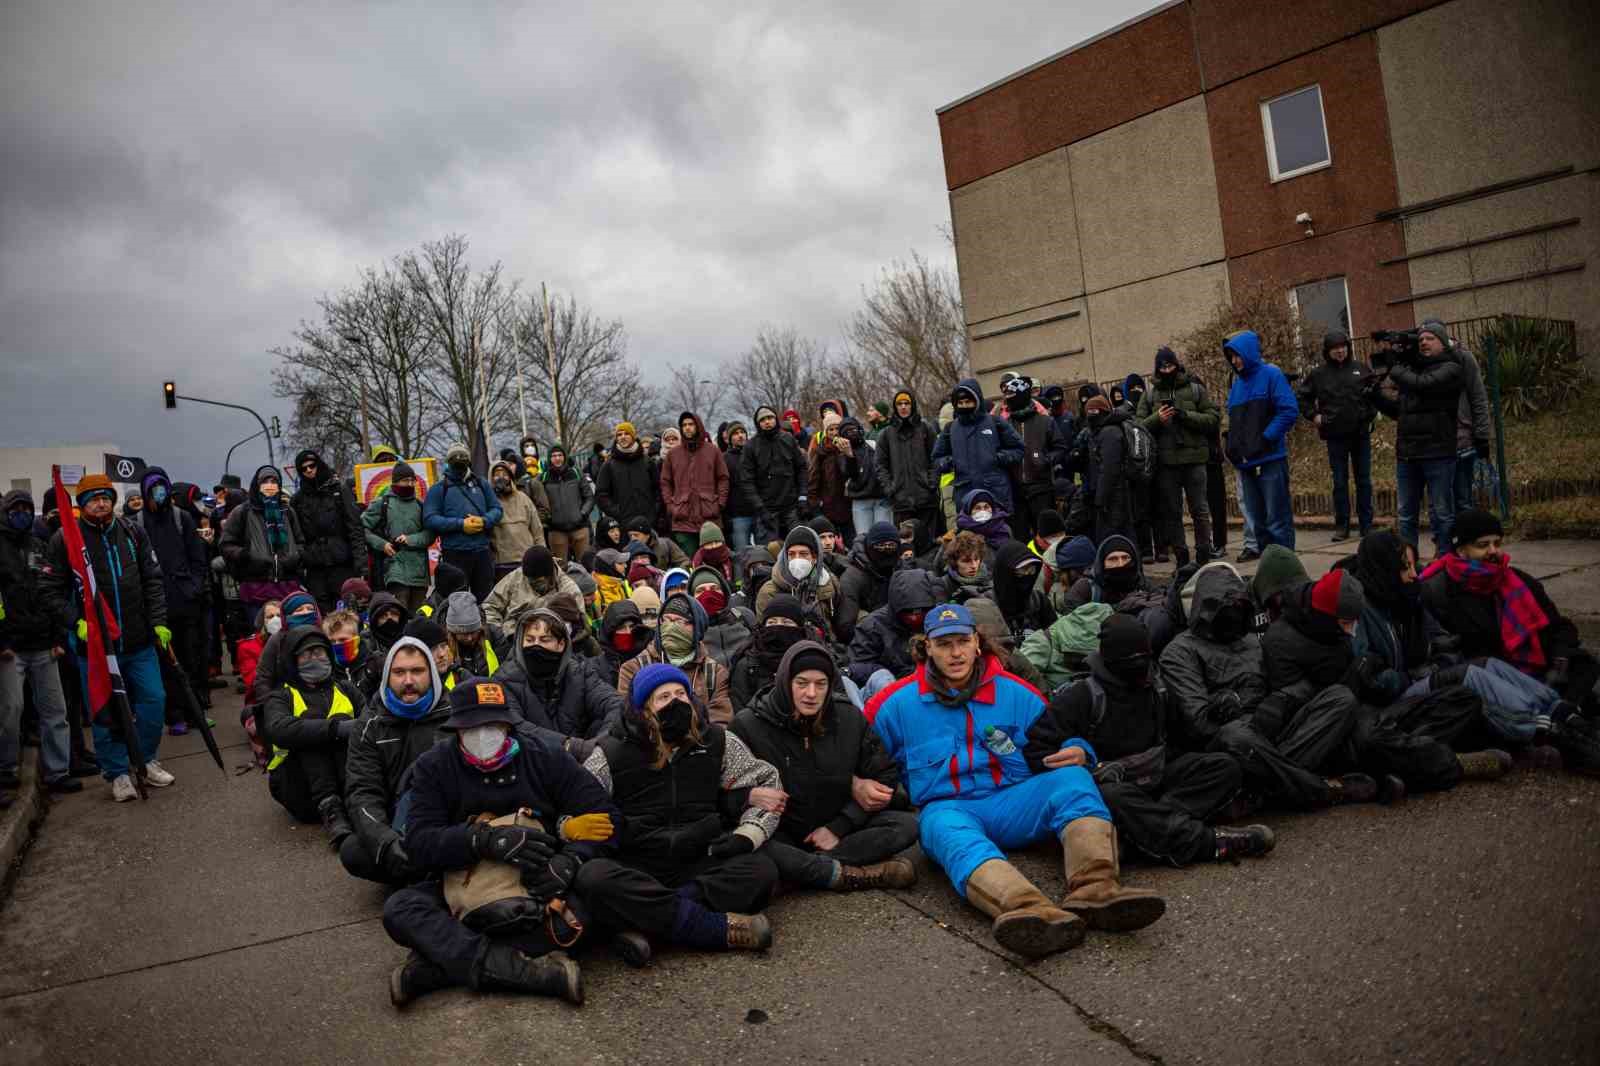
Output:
[1369, 328, 1422, 366]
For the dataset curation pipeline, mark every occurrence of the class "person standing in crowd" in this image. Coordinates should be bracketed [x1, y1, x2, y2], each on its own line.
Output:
[1369, 320, 1463, 557]
[1445, 324, 1492, 518]
[361, 461, 435, 614]
[1297, 330, 1374, 542]
[660, 412, 729, 560]
[807, 412, 854, 543]
[424, 444, 502, 602]
[487, 458, 545, 577]
[289, 450, 364, 613]
[933, 379, 1025, 537]
[596, 422, 660, 533]
[131, 467, 211, 722]
[876, 388, 938, 535]
[740, 405, 807, 542]
[1138, 347, 1219, 565]
[863, 402, 889, 443]
[1003, 376, 1066, 540]
[1223, 329, 1299, 552]
[722, 420, 755, 551]
[537, 443, 595, 564]
[221, 465, 305, 616]
[1082, 395, 1135, 545]
[41, 475, 173, 803]
[583, 442, 607, 486]
[1, 490, 83, 803]
[841, 416, 891, 538]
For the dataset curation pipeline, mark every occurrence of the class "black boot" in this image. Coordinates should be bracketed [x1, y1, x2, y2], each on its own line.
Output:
[474, 945, 583, 1005]
[318, 796, 354, 849]
[1212, 825, 1275, 863]
[1375, 773, 1407, 805]
[389, 951, 455, 1008]
[611, 930, 652, 969]
[1326, 772, 1378, 804]
[1330, 527, 1351, 542]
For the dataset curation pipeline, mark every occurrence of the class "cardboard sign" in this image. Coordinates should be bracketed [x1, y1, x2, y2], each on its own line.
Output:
[355, 457, 437, 505]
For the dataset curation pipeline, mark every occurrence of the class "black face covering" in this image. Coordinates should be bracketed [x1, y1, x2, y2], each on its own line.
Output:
[1102, 565, 1138, 594]
[870, 547, 900, 574]
[756, 625, 804, 658]
[1104, 654, 1152, 686]
[1209, 595, 1253, 644]
[523, 644, 563, 679]
[657, 698, 693, 743]
[373, 616, 404, 644]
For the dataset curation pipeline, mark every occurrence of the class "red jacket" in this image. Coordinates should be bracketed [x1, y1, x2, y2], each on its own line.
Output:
[237, 634, 265, 694]
[660, 414, 730, 533]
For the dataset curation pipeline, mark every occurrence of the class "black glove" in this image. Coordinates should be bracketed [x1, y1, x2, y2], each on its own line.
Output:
[471, 823, 558, 871]
[1341, 655, 1380, 694]
[1432, 661, 1472, 688]
[706, 831, 755, 859]
[522, 851, 581, 902]
[334, 718, 357, 741]
[1429, 635, 1462, 662]
[1474, 440, 1491, 460]
[381, 838, 416, 879]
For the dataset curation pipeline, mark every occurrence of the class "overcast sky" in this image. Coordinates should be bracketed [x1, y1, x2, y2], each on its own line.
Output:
[1, 0, 1140, 485]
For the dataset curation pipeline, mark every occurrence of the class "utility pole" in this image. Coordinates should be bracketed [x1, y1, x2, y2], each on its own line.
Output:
[475, 318, 492, 465]
[541, 282, 564, 446]
[359, 379, 372, 458]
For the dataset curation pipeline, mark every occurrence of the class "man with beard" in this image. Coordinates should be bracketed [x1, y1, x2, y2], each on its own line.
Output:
[290, 450, 365, 613]
[661, 412, 730, 560]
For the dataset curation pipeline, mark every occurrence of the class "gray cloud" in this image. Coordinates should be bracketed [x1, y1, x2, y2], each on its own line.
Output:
[0, 0, 1139, 484]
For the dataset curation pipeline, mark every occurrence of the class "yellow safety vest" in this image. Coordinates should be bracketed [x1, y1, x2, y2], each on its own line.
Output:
[418, 603, 434, 617]
[442, 642, 497, 691]
[267, 684, 356, 771]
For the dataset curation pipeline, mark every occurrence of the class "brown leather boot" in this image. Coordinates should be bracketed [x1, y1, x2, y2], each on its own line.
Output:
[1059, 818, 1165, 932]
[965, 859, 1084, 959]
[837, 857, 917, 891]
[726, 913, 773, 951]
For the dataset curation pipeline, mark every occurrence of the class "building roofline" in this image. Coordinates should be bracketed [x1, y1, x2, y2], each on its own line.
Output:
[936, 0, 1184, 115]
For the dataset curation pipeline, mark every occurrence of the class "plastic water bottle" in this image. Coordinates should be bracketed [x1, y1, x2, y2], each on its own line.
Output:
[983, 726, 1016, 756]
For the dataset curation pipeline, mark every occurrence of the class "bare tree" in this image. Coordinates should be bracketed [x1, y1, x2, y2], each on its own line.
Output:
[280, 384, 363, 476]
[720, 326, 832, 422]
[509, 287, 638, 449]
[844, 252, 970, 416]
[665, 362, 725, 429]
[615, 379, 670, 439]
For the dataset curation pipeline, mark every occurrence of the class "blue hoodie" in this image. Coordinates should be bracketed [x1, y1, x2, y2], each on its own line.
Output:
[931, 378, 1026, 511]
[1222, 330, 1299, 469]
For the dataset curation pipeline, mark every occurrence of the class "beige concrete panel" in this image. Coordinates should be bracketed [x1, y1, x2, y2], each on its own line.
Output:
[969, 297, 1091, 375]
[1086, 262, 1231, 383]
[1378, 0, 1600, 205]
[976, 352, 1095, 396]
[1068, 95, 1225, 293]
[950, 149, 1084, 325]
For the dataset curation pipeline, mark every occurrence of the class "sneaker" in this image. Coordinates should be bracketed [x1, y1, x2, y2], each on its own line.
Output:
[169, 722, 190, 736]
[1213, 824, 1275, 862]
[1236, 548, 1262, 563]
[46, 777, 85, 794]
[111, 774, 139, 802]
[141, 761, 176, 788]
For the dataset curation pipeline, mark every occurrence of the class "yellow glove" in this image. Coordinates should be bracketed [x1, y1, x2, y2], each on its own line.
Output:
[154, 625, 172, 651]
[462, 515, 485, 534]
[77, 619, 88, 641]
[560, 813, 615, 843]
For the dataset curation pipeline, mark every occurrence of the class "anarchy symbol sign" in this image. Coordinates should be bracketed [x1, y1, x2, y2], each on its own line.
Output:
[104, 453, 149, 484]
[117, 459, 136, 479]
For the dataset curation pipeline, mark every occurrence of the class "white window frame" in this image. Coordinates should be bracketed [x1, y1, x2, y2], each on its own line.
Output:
[1288, 275, 1353, 345]
[1260, 84, 1332, 183]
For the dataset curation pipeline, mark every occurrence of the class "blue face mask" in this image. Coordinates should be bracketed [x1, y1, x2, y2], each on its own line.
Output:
[383, 684, 436, 720]
[7, 511, 33, 532]
[151, 484, 169, 506]
[286, 611, 319, 629]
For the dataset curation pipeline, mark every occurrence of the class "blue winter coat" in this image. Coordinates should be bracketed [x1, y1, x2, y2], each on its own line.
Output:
[932, 378, 1025, 511]
[1223, 331, 1299, 469]
[422, 469, 504, 553]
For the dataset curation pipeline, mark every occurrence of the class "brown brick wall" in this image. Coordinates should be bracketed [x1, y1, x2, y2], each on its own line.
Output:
[1206, 33, 1399, 261]
[1190, 0, 1445, 87]
[937, 4, 1202, 190]
[1226, 220, 1417, 340]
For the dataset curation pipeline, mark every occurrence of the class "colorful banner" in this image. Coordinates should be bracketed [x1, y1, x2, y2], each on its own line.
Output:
[355, 457, 437, 505]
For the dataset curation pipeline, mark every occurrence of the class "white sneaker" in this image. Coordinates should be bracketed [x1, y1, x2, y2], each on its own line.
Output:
[141, 760, 175, 788]
[111, 774, 138, 802]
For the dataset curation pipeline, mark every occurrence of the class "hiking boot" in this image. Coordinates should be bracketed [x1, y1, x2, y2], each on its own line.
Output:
[1376, 773, 1407, 805]
[389, 951, 455, 1008]
[474, 945, 583, 1005]
[1457, 749, 1513, 781]
[110, 774, 139, 802]
[1058, 819, 1165, 932]
[1514, 743, 1563, 771]
[1326, 772, 1378, 804]
[1329, 527, 1351, 542]
[726, 913, 773, 951]
[1236, 548, 1262, 563]
[611, 930, 652, 968]
[1213, 825, 1275, 863]
[318, 796, 354, 848]
[141, 760, 175, 788]
[837, 857, 917, 891]
[46, 777, 84, 795]
[965, 859, 1084, 959]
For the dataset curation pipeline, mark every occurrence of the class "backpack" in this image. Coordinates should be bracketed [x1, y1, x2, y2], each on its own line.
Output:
[1120, 421, 1158, 485]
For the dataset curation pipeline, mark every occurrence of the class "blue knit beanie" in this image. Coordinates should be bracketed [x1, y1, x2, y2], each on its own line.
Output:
[1055, 535, 1097, 573]
[630, 662, 692, 712]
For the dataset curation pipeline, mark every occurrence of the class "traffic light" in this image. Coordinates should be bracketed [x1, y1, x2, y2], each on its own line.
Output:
[163, 381, 176, 409]
[271, 415, 282, 438]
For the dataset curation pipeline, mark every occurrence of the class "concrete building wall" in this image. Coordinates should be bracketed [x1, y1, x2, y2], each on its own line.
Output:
[968, 298, 1092, 393]
[1189, 0, 1445, 87]
[0, 444, 122, 503]
[1087, 262, 1232, 383]
[949, 149, 1084, 326]
[1068, 95, 1227, 294]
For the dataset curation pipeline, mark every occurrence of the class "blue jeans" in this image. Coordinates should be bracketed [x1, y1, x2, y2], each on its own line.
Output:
[1, 650, 73, 782]
[919, 767, 1110, 896]
[1404, 658, 1557, 743]
[1236, 459, 1294, 550]
[1326, 435, 1373, 533]
[81, 644, 166, 781]
[851, 499, 893, 542]
[728, 515, 754, 552]
[1236, 470, 1259, 553]
[1396, 457, 1456, 556]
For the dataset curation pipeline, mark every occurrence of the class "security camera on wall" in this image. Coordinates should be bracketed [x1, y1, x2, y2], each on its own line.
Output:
[1295, 211, 1314, 236]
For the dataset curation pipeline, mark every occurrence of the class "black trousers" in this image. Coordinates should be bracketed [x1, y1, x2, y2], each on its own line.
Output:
[755, 508, 800, 544]
[162, 608, 209, 721]
[763, 810, 921, 887]
[441, 548, 495, 603]
[1014, 484, 1056, 541]
[1346, 704, 1463, 793]
[1205, 461, 1228, 551]
[1155, 463, 1212, 562]
[383, 880, 558, 987]
[572, 852, 779, 943]
[267, 746, 345, 823]
[303, 565, 357, 614]
[1098, 752, 1241, 865]
[1213, 687, 1362, 809]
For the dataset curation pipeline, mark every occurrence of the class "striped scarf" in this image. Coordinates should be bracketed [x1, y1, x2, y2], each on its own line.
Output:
[1424, 551, 1548, 671]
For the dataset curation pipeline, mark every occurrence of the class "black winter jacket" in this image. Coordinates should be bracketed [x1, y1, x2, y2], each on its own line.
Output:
[739, 427, 807, 515]
[835, 541, 899, 645]
[847, 568, 940, 685]
[222, 467, 305, 583]
[539, 465, 594, 532]
[875, 403, 937, 513]
[1298, 351, 1374, 440]
[1024, 654, 1171, 770]
[723, 445, 756, 517]
[344, 689, 452, 859]
[1420, 566, 1582, 667]
[492, 643, 624, 754]
[0, 501, 61, 653]
[41, 515, 168, 655]
[1157, 565, 1267, 744]
[595, 447, 659, 527]
[1370, 352, 1463, 461]
[290, 455, 363, 570]
[134, 502, 208, 616]
[1007, 407, 1067, 488]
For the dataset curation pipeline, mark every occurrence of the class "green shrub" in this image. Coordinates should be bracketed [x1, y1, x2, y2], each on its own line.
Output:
[1476, 315, 1586, 420]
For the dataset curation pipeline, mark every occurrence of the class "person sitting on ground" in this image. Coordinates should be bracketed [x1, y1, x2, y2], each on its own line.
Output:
[849, 568, 942, 698]
[835, 522, 905, 647]
[322, 609, 370, 696]
[259, 625, 360, 846]
[383, 679, 618, 1007]
[337, 577, 373, 622]
[443, 590, 501, 678]
[730, 594, 808, 709]
[1045, 535, 1097, 618]
[546, 593, 602, 660]
[616, 593, 734, 725]
[753, 524, 839, 644]
[236, 600, 281, 697]
[1250, 544, 1306, 624]
[867, 603, 1164, 960]
[405, 617, 456, 689]
[596, 600, 648, 689]
[341, 635, 447, 885]
[657, 566, 692, 602]
[942, 530, 995, 605]
[990, 541, 1051, 637]
[624, 539, 663, 591]
[415, 560, 467, 621]
[1019, 602, 1114, 693]
[1059, 535, 1176, 651]
[690, 564, 752, 668]
[690, 522, 737, 587]
[955, 489, 1014, 552]
[596, 516, 627, 554]
[571, 664, 782, 955]
[591, 548, 632, 618]
[483, 546, 584, 642]
[964, 597, 1050, 695]
[630, 584, 662, 631]
[1026, 615, 1272, 866]
[493, 607, 624, 759]
[248, 588, 321, 706]
[732, 641, 919, 892]
[361, 592, 407, 692]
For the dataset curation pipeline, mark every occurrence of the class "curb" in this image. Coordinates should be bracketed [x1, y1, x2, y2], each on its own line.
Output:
[0, 750, 45, 907]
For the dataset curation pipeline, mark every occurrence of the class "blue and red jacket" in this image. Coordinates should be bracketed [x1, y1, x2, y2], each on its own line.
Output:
[866, 655, 1096, 807]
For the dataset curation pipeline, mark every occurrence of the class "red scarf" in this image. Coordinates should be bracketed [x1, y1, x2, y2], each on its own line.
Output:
[1423, 551, 1548, 671]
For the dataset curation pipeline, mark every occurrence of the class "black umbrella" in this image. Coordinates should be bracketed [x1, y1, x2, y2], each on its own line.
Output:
[161, 646, 227, 773]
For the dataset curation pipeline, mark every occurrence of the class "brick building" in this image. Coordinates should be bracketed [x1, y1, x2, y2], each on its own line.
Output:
[937, 0, 1598, 393]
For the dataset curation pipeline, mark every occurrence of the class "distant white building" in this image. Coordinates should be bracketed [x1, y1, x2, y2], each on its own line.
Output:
[0, 444, 123, 503]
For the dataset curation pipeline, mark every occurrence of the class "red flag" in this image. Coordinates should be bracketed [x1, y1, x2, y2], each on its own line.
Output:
[51, 466, 121, 723]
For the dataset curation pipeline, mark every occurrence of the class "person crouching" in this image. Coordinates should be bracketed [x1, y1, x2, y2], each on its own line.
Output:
[259, 626, 360, 846]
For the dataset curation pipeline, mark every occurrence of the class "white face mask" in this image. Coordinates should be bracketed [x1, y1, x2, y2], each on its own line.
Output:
[264, 616, 282, 636]
[972, 509, 994, 525]
[460, 724, 509, 761]
[788, 556, 814, 580]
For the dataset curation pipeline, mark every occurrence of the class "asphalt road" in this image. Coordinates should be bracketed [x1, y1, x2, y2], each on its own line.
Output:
[4, 646, 1599, 1064]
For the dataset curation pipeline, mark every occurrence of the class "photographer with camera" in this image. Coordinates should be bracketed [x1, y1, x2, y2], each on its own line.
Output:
[1296, 330, 1374, 542]
[1367, 321, 1462, 557]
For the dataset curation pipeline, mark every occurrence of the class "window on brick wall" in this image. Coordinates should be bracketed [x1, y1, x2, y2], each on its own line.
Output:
[1290, 276, 1351, 340]
[1261, 85, 1331, 182]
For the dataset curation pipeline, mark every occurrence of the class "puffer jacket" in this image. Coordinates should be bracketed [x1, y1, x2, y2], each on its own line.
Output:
[847, 568, 941, 686]
[839, 419, 884, 501]
[739, 421, 807, 516]
[41, 512, 167, 656]
[596, 444, 660, 528]
[422, 466, 502, 552]
[0, 493, 61, 653]
[1369, 351, 1463, 462]
[1295, 331, 1373, 440]
[289, 450, 364, 570]
[1018, 601, 1113, 693]
[1157, 564, 1268, 744]
[1222, 331, 1299, 469]
[932, 379, 1025, 512]
[875, 392, 937, 513]
[491, 626, 624, 753]
[539, 462, 594, 532]
[221, 465, 305, 584]
[1137, 368, 1221, 465]
[660, 413, 729, 534]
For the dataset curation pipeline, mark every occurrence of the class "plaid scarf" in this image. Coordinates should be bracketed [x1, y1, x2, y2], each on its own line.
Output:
[1424, 551, 1548, 671]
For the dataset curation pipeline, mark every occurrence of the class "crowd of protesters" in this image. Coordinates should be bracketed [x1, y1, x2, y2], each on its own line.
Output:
[4, 319, 1598, 1008]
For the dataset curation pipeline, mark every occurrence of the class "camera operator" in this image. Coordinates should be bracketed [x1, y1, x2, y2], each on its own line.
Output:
[1368, 321, 1462, 557]
[1296, 330, 1374, 542]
